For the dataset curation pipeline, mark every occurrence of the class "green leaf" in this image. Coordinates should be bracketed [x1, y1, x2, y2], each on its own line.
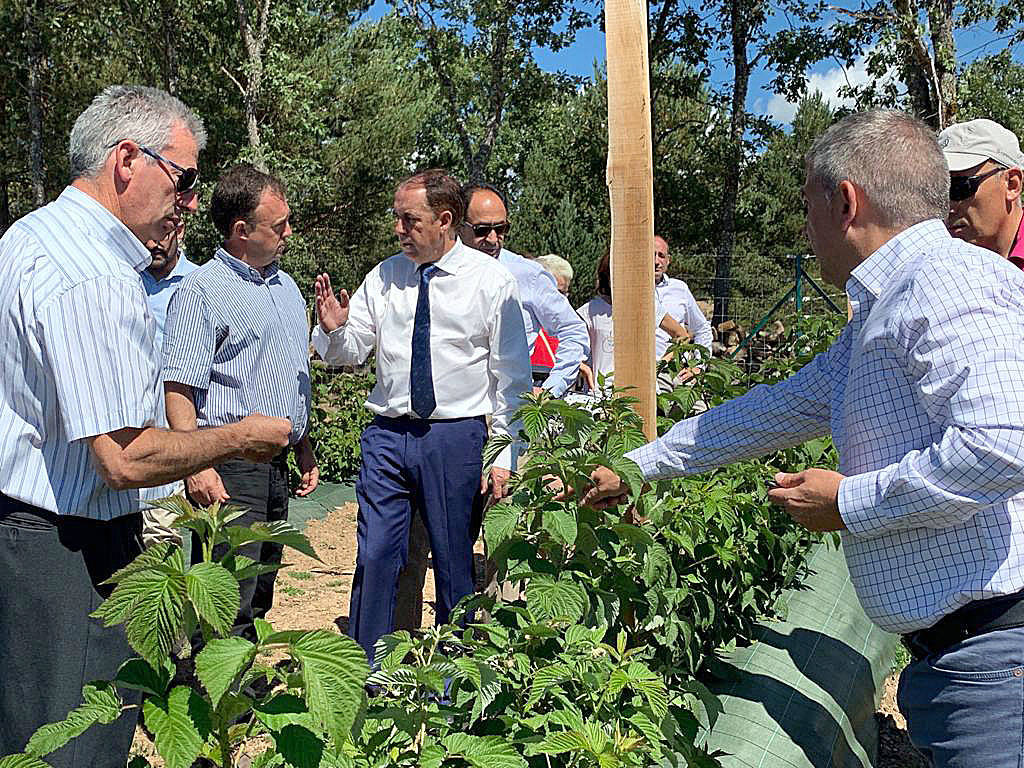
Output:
[527, 729, 589, 756]
[526, 663, 571, 709]
[0, 757, 54, 768]
[273, 724, 324, 768]
[440, 733, 527, 768]
[101, 542, 181, 587]
[254, 618, 275, 644]
[418, 743, 445, 768]
[608, 662, 668, 719]
[186, 562, 240, 638]
[253, 693, 316, 731]
[373, 631, 414, 670]
[123, 568, 188, 668]
[25, 683, 122, 756]
[525, 576, 588, 622]
[289, 630, 369, 744]
[142, 687, 212, 768]
[543, 507, 578, 547]
[195, 636, 257, 708]
[114, 657, 174, 698]
[224, 521, 319, 560]
[483, 503, 520, 551]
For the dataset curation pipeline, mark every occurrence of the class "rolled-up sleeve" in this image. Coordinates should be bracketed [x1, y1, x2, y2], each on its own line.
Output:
[39, 277, 160, 441]
[161, 283, 216, 391]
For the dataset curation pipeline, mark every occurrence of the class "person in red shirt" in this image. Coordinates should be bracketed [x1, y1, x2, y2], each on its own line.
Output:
[939, 119, 1024, 265]
[530, 254, 573, 377]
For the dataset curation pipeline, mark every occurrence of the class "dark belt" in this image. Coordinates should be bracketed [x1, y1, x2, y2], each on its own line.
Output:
[901, 591, 1024, 661]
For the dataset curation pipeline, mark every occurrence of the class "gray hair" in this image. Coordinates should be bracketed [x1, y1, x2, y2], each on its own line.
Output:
[536, 253, 574, 284]
[69, 85, 207, 180]
[805, 110, 948, 229]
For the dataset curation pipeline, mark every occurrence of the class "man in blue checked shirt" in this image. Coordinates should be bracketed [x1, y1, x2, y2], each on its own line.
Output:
[0, 86, 291, 768]
[162, 164, 318, 645]
[582, 110, 1024, 767]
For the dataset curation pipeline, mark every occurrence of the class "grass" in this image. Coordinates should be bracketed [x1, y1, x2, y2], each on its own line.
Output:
[280, 585, 305, 597]
[289, 571, 314, 581]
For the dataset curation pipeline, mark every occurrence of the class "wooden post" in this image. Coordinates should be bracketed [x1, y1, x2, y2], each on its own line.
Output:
[606, 0, 657, 440]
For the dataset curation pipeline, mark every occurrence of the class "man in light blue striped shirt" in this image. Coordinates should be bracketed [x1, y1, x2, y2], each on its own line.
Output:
[163, 164, 317, 643]
[582, 111, 1024, 766]
[0, 86, 291, 767]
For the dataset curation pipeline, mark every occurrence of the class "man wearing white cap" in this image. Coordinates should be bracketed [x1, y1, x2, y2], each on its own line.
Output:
[938, 118, 1024, 266]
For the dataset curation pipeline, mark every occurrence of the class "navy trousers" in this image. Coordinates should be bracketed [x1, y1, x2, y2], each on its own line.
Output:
[349, 415, 486, 660]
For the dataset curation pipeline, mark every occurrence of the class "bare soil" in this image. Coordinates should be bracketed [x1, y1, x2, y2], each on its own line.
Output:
[132, 502, 924, 767]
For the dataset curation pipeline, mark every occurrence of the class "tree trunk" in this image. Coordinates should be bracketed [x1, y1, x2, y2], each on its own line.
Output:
[926, 0, 956, 127]
[236, 0, 270, 171]
[25, 0, 46, 206]
[159, 0, 179, 95]
[712, 0, 750, 327]
[895, 0, 938, 125]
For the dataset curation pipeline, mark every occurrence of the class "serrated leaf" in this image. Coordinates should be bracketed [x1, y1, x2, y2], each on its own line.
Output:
[527, 729, 589, 756]
[483, 503, 520, 552]
[289, 631, 369, 744]
[253, 694, 316, 731]
[373, 631, 414, 670]
[101, 542, 181, 586]
[254, 618, 275, 644]
[25, 683, 122, 756]
[114, 657, 173, 697]
[418, 743, 445, 768]
[543, 507, 578, 547]
[123, 569, 188, 668]
[440, 733, 527, 768]
[273, 724, 324, 768]
[526, 663, 571, 709]
[0, 756, 53, 768]
[195, 636, 257, 707]
[142, 687, 212, 768]
[224, 521, 318, 560]
[525, 576, 588, 622]
[608, 662, 668, 719]
[186, 562, 240, 638]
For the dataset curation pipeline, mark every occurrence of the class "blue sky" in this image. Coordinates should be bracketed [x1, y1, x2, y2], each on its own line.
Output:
[365, 0, 1021, 126]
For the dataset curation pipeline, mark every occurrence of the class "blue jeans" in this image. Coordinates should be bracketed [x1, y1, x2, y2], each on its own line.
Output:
[898, 625, 1024, 767]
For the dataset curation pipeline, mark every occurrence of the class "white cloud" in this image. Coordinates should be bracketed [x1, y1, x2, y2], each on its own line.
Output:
[758, 57, 875, 125]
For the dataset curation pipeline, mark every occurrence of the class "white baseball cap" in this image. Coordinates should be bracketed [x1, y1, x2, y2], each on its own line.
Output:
[938, 119, 1024, 172]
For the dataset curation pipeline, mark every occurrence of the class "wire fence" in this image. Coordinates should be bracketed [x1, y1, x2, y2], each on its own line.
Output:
[670, 253, 847, 367]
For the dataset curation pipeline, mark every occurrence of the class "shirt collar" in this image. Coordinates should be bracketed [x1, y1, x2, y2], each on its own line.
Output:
[215, 246, 278, 283]
[143, 251, 196, 288]
[848, 218, 951, 301]
[60, 185, 152, 273]
[430, 238, 468, 275]
[1008, 210, 1024, 271]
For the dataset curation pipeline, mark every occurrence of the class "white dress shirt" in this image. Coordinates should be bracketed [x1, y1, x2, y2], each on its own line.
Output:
[312, 239, 531, 469]
[495, 248, 589, 396]
[655, 275, 713, 356]
[628, 220, 1024, 633]
[577, 296, 667, 385]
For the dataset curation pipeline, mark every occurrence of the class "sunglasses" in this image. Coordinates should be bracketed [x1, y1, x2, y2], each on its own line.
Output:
[107, 140, 199, 194]
[949, 167, 1003, 202]
[466, 221, 510, 238]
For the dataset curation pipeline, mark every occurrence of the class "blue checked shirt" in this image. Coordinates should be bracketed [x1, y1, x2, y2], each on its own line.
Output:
[628, 219, 1024, 633]
[162, 248, 311, 445]
[0, 186, 163, 520]
[496, 248, 589, 396]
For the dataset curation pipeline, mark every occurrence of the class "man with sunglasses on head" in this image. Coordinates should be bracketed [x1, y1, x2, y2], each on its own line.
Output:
[0, 86, 290, 767]
[162, 164, 318, 645]
[939, 119, 1024, 264]
[460, 183, 589, 395]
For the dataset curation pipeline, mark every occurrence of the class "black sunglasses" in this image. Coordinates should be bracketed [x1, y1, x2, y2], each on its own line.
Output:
[467, 221, 510, 238]
[949, 167, 1003, 202]
[107, 140, 199, 194]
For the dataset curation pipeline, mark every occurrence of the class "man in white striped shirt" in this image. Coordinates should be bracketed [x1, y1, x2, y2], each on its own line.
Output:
[0, 86, 291, 767]
[163, 164, 317, 645]
[582, 110, 1024, 766]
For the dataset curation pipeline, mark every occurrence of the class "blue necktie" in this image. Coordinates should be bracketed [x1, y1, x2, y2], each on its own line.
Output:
[410, 263, 438, 419]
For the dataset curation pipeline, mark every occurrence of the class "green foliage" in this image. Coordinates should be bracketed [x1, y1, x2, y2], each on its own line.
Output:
[296, 364, 376, 484]
[10, 500, 369, 768]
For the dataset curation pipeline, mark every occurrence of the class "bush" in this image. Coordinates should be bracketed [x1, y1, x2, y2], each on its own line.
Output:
[299, 363, 375, 485]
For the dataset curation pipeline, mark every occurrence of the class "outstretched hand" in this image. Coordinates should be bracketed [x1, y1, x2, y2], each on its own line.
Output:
[767, 469, 847, 532]
[314, 273, 349, 332]
[578, 466, 629, 510]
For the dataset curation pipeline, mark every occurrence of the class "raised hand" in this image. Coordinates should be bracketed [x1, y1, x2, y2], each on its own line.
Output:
[314, 273, 349, 332]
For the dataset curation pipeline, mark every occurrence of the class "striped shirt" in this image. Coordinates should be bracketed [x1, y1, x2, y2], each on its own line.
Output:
[162, 247, 310, 445]
[628, 219, 1024, 633]
[0, 185, 162, 520]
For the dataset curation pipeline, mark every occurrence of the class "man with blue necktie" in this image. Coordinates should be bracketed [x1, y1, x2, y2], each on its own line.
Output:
[312, 169, 532, 660]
